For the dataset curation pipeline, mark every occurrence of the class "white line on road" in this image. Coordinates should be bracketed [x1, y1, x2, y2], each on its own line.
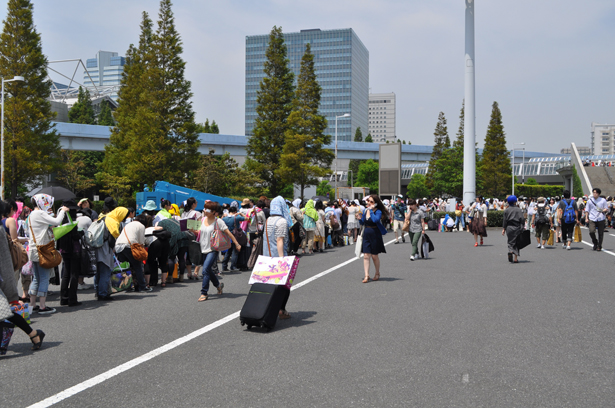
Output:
[28, 238, 396, 408]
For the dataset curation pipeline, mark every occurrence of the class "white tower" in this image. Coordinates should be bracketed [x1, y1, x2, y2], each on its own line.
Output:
[463, 0, 476, 205]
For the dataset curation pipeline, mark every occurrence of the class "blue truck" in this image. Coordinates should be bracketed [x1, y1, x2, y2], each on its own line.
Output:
[136, 181, 236, 213]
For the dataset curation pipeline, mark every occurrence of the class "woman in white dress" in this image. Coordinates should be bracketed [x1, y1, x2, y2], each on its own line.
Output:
[347, 201, 360, 243]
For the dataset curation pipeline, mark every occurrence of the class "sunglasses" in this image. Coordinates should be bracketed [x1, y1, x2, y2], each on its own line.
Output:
[366, 199, 374, 203]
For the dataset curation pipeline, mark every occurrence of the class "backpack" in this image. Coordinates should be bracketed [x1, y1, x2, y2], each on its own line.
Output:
[85, 216, 107, 248]
[535, 204, 548, 224]
[563, 199, 576, 224]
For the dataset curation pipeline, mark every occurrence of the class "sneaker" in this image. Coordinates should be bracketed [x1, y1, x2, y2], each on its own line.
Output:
[566, 245, 571, 250]
[32, 305, 40, 312]
[541, 245, 545, 249]
[410, 255, 415, 261]
[78, 284, 92, 290]
[402, 236, 406, 243]
[537, 243, 541, 248]
[37, 306, 56, 315]
[217, 282, 224, 295]
[143, 287, 154, 292]
[394, 241, 399, 245]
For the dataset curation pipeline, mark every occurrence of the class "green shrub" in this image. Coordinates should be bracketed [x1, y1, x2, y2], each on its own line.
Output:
[513, 184, 563, 199]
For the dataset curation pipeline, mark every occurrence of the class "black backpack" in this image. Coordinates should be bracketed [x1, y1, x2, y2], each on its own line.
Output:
[535, 204, 548, 224]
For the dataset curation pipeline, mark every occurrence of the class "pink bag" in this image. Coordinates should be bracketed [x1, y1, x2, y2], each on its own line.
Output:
[249, 255, 299, 289]
[211, 220, 231, 252]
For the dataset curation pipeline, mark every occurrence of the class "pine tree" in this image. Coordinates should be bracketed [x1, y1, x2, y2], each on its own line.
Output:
[365, 133, 373, 143]
[354, 127, 363, 142]
[453, 100, 464, 148]
[210, 120, 219, 134]
[246, 26, 295, 197]
[0, 0, 62, 198]
[481, 101, 511, 197]
[278, 43, 333, 201]
[195, 118, 219, 134]
[425, 112, 449, 193]
[97, 99, 114, 126]
[402, 140, 407, 145]
[68, 86, 96, 124]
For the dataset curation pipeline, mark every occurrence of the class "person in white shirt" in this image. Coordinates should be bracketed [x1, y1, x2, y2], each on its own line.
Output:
[585, 188, 608, 251]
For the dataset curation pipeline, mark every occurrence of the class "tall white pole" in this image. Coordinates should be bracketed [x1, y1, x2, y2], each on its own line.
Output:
[335, 116, 338, 201]
[1, 79, 5, 201]
[463, 0, 476, 207]
[522, 148, 525, 184]
[511, 147, 515, 196]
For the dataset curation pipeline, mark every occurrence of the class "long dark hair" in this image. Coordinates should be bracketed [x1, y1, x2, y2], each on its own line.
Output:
[184, 197, 197, 213]
[369, 194, 388, 217]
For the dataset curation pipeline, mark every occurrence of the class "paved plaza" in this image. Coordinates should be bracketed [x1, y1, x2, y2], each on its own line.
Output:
[3, 226, 615, 407]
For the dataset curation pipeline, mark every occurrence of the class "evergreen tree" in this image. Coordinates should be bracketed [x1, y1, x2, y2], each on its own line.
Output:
[278, 43, 333, 201]
[481, 101, 511, 197]
[365, 133, 373, 143]
[357, 159, 379, 193]
[406, 174, 430, 200]
[453, 100, 464, 148]
[402, 140, 407, 144]
[68, 86, 96, 124]
[0, 0, 62, 198]
[195, 118, 220, 134]
[210, 120, 219, 134]
[97, 99, 114, 126]
[103, 1, 199, 193]
[246, 26, 295, 196]
[425, 112, 449, 193]
[354, 127, 363, 142]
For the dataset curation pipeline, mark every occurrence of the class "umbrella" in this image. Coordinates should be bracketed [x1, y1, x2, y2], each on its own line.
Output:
[36, 186, 76, 201]
[311, 195, 329, 202]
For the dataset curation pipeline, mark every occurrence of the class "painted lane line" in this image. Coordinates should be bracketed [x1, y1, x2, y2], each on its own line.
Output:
[28, 237, 396, 408]
[580, 240, 615, 256]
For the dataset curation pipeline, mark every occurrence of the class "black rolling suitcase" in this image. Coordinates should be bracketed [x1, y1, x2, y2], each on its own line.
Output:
[240, 283, 286, 331]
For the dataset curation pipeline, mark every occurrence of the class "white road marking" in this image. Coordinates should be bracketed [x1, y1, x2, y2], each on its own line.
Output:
[580, 240, 615, 256]
[462, 373, 470, 384]
[27, 238, 397, 408]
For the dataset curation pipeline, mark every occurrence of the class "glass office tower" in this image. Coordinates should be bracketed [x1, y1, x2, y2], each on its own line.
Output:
[245, 28, 368, 142]
[83, 51, 125, 101]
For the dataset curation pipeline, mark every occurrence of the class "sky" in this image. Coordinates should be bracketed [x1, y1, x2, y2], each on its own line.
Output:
[2, 0, 614, 154]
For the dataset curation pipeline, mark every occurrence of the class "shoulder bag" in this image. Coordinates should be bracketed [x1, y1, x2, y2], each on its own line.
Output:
[29, 221, 62, 269]
[211, 219, 231, 252]
[233, 216, 248, 247]
[124, 229, 148, 262]
[6, 231, 28, 271]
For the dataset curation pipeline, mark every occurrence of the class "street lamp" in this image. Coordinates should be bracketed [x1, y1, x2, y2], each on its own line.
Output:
[511, 142, 525, 196]
[1, 76, 24, 200]
[334, 113, 350, 200]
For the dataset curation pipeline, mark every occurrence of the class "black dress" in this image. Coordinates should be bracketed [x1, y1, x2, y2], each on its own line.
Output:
[362, 218, 386, 255]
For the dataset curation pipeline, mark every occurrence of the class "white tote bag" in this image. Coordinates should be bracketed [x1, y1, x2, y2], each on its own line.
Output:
[355, 226, 364, 259]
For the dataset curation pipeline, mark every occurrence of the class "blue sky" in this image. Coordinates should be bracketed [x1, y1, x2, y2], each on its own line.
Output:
[3, 0, 614, 153]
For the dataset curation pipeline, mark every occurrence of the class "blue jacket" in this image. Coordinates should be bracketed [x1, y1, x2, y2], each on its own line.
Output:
[359, 209, 388, 235]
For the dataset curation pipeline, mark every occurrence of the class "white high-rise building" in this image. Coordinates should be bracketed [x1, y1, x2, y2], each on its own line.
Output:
[83, 51, 125, 101]
[591, 122, 615, 155]
[368, 92, 395, 143]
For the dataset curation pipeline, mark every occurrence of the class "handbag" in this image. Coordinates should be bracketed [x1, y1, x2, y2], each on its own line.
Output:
[6, 232, 28, 271]
[355, 225, 364, 259]
[516, 229, 532, 250]
[52, 213, 77, 240]
[547, 229, 554, 246]
[248, 236, 263, 270]
[233, 217, 247, 246]
[21, 260, 33, 276]
[29, 221, 62, 269]
[573, 225, 582, 243]
[210, 219, 231, 252]
[402, 216, 410, 232]
[124, 229, 148, 262]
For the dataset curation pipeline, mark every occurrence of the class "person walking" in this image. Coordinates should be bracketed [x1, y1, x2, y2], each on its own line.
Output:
[585, 187, 608, 251]
[314, 200, 326, 252]
[358, 194, 388, 283]
[301, 199, 318, 254]
[469, 196, 488, 247]
[531, 197, 552, 249]
[55, 199, 83, 306]
[502, 195, 525, 263]
[391, 195, 407, 244]
[405, 199, 426, 260]
[455, 200, 466, 231]
[558, 190, 580, 250]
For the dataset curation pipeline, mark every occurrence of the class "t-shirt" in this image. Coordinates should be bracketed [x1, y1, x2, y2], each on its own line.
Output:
[392, 202, 407, 221]
[408, 209, 426, 233]
[263, 216, 288, 257]
[199, 218, 228, 254]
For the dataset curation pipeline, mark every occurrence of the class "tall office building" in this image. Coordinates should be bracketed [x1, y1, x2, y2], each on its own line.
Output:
[591, 122, 615, 155]
[245, 28, 368, 142]
[368, 92, 396, 143]
[83, 51, 125, 101]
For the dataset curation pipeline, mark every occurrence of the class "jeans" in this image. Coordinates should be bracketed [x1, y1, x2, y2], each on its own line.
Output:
[29, 262, 51, 297]
[201, 251, 220, 295]
[95, 262, 112, 297]
[409, 231, 422, 256]
[455, 215, 465, 230]
[61, 253, 80, 304]
[222, 245, 239, 270]
[589, 220, 606, 248]
[117, 248, 147, 291]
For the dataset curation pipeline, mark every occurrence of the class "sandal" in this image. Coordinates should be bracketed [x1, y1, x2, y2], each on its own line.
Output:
[217, 282, 224, 295]
[279, 310, 291, 320]
[30, 329, 45, 350]
[362, 277, 370, 283]
[161, 282, 166, 288]
[197, 295, 208, 302]
[373, 274, 380, 281]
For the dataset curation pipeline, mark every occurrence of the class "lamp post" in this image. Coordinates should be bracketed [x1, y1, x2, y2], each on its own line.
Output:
[511, 142, 525, 196]
[334, 113, 350, 200]
[1, 76, 24, 200]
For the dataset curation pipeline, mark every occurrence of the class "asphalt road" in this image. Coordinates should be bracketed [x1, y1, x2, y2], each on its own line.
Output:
[2, 226, 615, 408]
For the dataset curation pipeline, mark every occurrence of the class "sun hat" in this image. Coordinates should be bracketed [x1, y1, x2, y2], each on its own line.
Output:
[241, 198, 250, 206]
[144, 200, 157, 211]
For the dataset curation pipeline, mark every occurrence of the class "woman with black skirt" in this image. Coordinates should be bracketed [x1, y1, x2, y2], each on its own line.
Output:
[358, 194, 388, 283]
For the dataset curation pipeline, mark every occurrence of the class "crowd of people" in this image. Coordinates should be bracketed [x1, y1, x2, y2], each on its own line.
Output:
[1, 187, 611, 353]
